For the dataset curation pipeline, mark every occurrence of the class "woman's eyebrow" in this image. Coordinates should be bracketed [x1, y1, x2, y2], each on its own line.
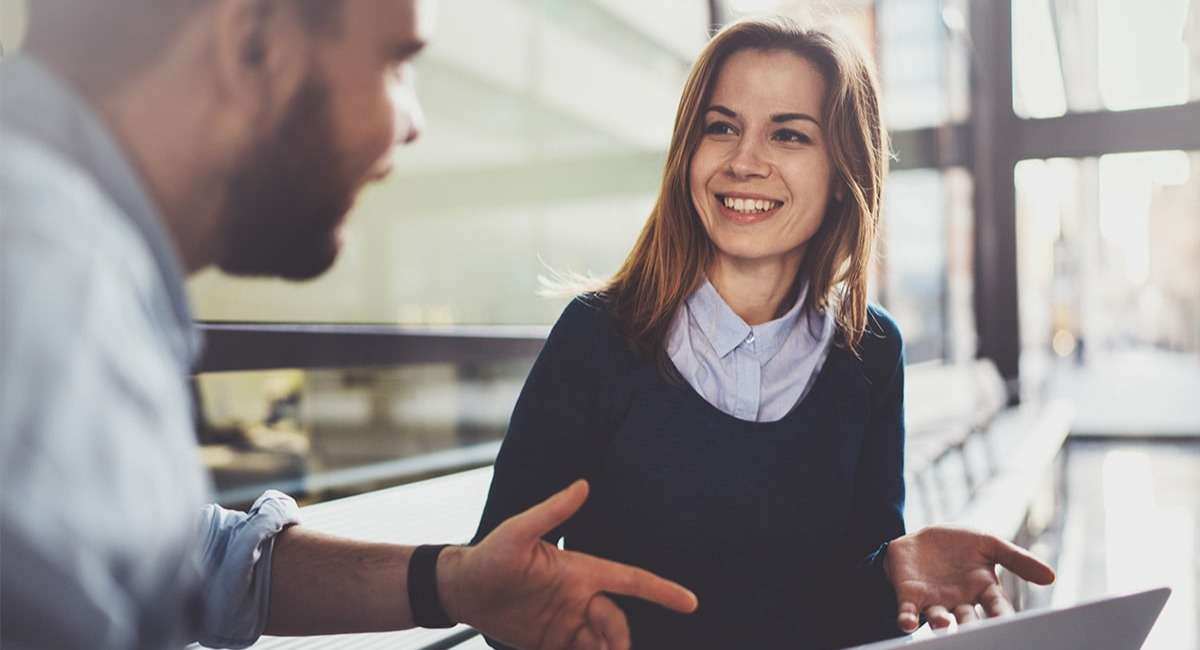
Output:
[771, 112, 821, 127]
[705, 105, 738, 118]
[704, 105, 821, 128]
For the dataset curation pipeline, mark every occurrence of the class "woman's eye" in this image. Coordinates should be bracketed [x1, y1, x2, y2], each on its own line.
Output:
[704, 121, 737, 136]
[774, 129, 812, 144]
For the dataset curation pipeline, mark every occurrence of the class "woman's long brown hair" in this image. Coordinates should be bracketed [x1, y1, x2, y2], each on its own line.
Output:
[598, 16, 889, 374]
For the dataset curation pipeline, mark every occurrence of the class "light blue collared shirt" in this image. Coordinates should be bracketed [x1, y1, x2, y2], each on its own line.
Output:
[666, 278, 835, 422]
[0, 55, 299, 649]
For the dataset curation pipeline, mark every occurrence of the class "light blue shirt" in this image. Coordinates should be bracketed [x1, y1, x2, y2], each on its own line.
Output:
[666, 278, 835, 422]
[0, 55, 300, 649]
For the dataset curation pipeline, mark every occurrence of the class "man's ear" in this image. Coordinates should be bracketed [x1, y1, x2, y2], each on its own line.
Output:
[210, 0, 308, 123]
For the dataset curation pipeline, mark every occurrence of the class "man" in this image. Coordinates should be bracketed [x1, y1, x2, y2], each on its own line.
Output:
[0, 1, 1053, 649]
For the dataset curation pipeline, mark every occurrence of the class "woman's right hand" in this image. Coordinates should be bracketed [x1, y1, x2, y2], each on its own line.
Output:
[884, 525, 1056, 632]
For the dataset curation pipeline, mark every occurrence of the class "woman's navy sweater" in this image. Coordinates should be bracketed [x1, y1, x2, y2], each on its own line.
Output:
[473, 296, 907, 649]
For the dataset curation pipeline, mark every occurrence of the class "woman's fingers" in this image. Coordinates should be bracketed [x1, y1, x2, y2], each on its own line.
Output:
[985, 535, 1056, 586]
[896, 601, 921, 633]
[925, 605, 955, 630]
[978, 583, 1015, 618]
[953, 604, 979, 625]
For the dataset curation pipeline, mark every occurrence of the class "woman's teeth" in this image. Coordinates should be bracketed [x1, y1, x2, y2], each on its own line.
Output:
[722, 196, 779, 214]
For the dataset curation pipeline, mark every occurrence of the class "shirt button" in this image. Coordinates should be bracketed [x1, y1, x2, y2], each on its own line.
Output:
[746, 333, 755, 344]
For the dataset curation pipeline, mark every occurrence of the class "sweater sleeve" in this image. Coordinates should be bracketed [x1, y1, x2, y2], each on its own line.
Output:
[471, 298, 626, 649]
[472, 297, 624, 547]
[834, 306, 908, 646]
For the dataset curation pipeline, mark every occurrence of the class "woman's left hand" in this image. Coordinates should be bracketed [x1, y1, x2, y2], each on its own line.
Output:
[883, 526, 1056, 632]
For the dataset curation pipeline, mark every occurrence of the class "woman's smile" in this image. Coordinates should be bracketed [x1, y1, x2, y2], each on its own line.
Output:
[714, 192, 785, 224]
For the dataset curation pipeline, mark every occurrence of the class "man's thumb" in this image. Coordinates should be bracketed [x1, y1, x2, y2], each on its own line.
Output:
[504, 480, 589, 543]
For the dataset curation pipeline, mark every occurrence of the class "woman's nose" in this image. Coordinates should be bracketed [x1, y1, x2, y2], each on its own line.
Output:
[726, 140, 770, 179]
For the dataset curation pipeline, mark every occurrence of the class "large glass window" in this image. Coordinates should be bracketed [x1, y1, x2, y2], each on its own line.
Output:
[1013, 0, 1198, 118]
[881, 167, 975, 364]
[876, 0, 971, 128]
[1016, 150, 1199, 375]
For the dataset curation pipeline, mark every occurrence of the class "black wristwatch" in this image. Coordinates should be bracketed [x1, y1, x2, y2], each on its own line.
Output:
[408, 544, 456, 628]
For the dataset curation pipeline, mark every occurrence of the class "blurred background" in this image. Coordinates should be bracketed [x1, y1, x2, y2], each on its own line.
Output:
[2, 0, 1197, 647]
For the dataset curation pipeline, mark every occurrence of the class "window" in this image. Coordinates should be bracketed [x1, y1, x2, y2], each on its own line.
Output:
[877, 0, 971, 128]
[881, 167, 975, 363]
[1013, 0, 1198, 118]
[1015, 150, 1200, 373]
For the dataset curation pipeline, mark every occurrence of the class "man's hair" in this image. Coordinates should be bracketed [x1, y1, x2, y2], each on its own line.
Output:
[26, 0, 342, 89]
[294, 0, 344, 35]
[27, 1, 195, 61]
[30, 0, 341, 32]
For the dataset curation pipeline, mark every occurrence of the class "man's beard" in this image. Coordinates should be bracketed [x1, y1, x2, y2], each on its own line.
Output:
[217, 75, 356, 280]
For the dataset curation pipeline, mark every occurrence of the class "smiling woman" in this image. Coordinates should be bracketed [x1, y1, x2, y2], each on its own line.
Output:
[472, 16, 906, 649]
[602, 17, 887, 372]
[691, 49, 839, 322]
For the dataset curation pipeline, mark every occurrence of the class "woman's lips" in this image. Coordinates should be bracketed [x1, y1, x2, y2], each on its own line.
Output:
[715, 193, 783, 224]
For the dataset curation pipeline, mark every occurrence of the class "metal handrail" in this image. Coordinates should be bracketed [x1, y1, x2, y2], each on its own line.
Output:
[196, 322, 549, 373]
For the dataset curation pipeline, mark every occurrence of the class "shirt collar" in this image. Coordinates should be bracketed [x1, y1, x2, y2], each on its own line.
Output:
[753, 280, 809, 363]
[686, 277, 809, 361]
[686, 278, 750, 358]
[0, 55, 201, 368]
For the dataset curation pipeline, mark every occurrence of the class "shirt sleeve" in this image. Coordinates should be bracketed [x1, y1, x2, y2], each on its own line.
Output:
[192, 491, 302, 649]
[834, 309, 908, 646]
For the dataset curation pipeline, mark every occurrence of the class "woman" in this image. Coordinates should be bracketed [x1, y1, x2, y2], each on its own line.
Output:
[475, 17, 905, 648]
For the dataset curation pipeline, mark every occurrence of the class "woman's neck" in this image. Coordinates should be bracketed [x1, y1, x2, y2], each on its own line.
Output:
[706, 253, 804, 326]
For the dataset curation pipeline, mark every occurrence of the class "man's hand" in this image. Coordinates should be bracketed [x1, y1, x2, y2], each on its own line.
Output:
[437, 480, 698, 650]
[884, 526, 1056, 632]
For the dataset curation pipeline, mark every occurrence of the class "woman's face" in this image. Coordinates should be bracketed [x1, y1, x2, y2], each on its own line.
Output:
[689, 49, 835, 273]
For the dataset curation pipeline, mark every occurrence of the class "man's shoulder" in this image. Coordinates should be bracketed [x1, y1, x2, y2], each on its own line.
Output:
[0, 130, 165, 357]
[1, 128, 137, 244]
[0, 128, 156, 286]
[0, 135, 188, 435]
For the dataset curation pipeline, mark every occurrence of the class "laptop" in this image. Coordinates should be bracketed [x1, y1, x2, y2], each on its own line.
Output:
[847, 587, 1171, 650]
